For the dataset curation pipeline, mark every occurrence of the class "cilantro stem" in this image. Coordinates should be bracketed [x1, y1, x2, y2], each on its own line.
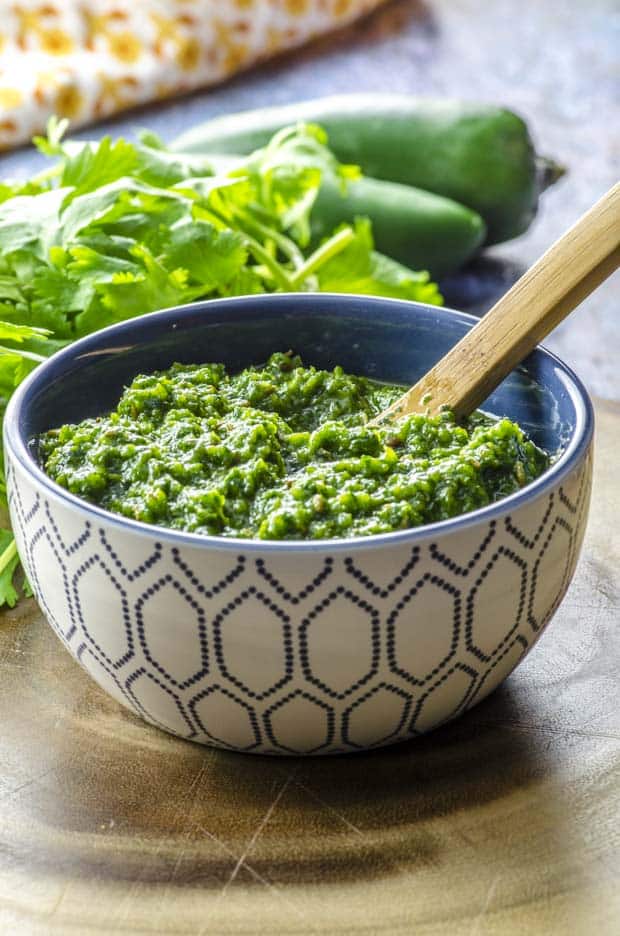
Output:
[243, 236, 294, 291]
[28, 163, 64, 188]
[0, 537, 17, 574]
[289, 227, 356, 288]
[237, 210, 305, 269]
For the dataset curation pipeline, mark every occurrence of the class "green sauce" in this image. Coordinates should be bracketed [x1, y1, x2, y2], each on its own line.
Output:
[39, 353, 549, 540]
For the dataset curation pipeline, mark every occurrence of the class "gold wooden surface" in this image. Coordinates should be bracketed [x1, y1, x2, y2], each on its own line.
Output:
[1, 399, 618, 935]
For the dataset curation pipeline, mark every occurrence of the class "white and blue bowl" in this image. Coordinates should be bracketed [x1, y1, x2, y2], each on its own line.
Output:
[4, 295, 594, 754]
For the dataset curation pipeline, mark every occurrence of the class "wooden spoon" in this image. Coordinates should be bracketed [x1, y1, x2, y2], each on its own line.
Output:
[375, 183, 620, 424]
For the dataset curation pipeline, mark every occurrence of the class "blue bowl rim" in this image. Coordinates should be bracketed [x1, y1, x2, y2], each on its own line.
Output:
[4, 293, 595, 554]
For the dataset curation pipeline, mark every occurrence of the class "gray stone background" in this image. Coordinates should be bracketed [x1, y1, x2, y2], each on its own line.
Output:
[1, 0, 618, 398]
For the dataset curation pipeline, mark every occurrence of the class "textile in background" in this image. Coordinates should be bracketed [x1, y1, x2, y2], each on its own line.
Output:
[0, 0, 387, 150]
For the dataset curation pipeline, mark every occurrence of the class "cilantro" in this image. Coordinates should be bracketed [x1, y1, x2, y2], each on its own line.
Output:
[158, 219, 248, 290]
[0, 529, 20, 609]
[317, 218, 443, 304]
[0, 321, 51, 402]
[0, 116, 442, 609]
[0, 322, 54, 607]
[33, 115, 70, 156]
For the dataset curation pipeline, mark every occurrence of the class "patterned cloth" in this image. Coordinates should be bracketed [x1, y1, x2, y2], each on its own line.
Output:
[0, 0, 387, 150]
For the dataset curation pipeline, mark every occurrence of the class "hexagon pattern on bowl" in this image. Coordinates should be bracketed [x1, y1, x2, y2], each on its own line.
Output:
[7, 445, 592, 755]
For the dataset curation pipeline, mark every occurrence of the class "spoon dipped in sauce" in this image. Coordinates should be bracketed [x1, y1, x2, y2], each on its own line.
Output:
[374, 183, 620, 424]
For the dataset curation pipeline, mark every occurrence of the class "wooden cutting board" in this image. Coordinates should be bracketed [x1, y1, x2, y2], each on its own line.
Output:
[1, 399, 618, 936]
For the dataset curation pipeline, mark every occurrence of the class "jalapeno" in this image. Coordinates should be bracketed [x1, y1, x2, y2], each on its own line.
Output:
[173, 95, 564, 245]
[312, 175, 486, 278]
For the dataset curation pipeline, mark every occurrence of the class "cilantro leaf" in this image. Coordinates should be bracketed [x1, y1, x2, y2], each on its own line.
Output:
[0, 321, 51, 344]
[33, 115, 70, 157]
[0, 188, 69, 259]
[317, 218, 443, 304]
[59, 178, 191, 243]
[60, 137, 139, 197]
[73, 244, 195, 335]
[132, 135, 217, 187]
[0, 320, 52, 409]
[161, 219, 248, 289]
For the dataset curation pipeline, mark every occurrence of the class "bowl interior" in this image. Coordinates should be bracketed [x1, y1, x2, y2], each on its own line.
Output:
[15, 295, 584, 462]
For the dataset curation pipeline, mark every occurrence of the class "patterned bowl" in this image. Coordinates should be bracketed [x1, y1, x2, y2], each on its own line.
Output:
[4, 295, 594, 755]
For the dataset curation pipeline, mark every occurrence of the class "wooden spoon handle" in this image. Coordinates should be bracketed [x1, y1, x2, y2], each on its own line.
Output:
[378, 183, 620, 423]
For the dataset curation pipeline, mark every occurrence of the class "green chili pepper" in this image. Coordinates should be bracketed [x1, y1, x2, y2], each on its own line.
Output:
[173, 95, 564, 245]
[312, 175, 486, 278]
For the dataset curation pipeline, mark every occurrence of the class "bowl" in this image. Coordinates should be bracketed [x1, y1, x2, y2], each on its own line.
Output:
[4, 294, 594, 755]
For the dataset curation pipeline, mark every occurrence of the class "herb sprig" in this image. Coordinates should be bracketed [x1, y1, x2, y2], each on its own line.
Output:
[0, 118, 441, 607]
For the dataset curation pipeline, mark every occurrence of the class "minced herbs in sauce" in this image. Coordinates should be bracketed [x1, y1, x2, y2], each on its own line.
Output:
[39, 353, 549, 540]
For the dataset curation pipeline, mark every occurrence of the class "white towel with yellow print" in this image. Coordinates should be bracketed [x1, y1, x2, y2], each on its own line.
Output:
[0, 0, 387, 150]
